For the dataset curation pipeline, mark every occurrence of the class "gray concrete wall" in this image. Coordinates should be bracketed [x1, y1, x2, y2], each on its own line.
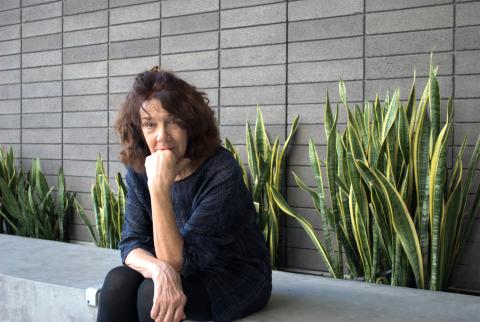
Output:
[0, 0, 479, 290]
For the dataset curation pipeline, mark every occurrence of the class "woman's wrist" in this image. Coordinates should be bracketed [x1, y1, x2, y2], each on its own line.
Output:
[148, 183, 172, 200]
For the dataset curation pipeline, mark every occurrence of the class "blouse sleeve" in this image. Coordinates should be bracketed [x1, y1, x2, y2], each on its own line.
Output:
[118, 168, 155, 264]
[180, 164, 253, 277]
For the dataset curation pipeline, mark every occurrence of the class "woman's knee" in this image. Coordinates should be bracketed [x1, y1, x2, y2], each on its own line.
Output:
[102, 266, 143, 295]
[137, 279, 154, 322]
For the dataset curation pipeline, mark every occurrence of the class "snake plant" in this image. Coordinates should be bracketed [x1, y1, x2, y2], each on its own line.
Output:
[0, 147, 21, 234]
[76, 155, 126, 249]
[273, 58, 480, 291]
[0, 148, 75, 241]
[225, 106, 299, 268]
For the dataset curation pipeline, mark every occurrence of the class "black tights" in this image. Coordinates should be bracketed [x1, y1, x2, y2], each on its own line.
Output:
[97, 266, 212, 322]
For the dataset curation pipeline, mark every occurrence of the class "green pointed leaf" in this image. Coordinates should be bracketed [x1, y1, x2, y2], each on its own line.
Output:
[271, 187, 338, 278]
[339, 79, 347, 107]
[356, 160, 425, 289]
[429, 55, 441, 145]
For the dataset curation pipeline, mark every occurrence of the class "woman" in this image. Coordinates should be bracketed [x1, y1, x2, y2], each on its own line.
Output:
[97, 67, 272, 322]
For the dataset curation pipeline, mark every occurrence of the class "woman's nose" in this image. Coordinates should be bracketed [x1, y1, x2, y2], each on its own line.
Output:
[155, 125, 169, 141]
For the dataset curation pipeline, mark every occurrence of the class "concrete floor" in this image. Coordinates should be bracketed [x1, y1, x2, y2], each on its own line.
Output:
[1, 234, 480, 322]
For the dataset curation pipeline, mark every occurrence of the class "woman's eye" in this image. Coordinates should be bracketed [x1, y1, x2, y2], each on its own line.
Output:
[167, 117, 180, 125]
[143, 122, 154, 129]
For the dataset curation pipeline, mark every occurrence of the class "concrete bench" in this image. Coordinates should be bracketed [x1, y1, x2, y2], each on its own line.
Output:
[1, 234, 480, 322]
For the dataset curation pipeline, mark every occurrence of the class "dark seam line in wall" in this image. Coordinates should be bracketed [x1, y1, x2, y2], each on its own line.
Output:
[283, 0, 289, 270]
[63, 25, 109, 34]
[20, 0, 60, 9]
[19, 0, 22, 161]
[20, 15, 63, 25]
[365, 50, 454, 60]
[452, 1, 456, 169]
[365, 3, 454, 15]
[157, 29, 219, 38]
[109, 18, 159, 28]
[161, 9, 219, 20]
[107, 0, 110, 178]
[217, 1, 285, 13]
[217, 0, 221, 126]
[61, 0, 64, 170]
[18, 32, 63, 42]
[363, 0, 366, 105]
[62, 7, 109, 17]
[366, 26, 459, 37]
[107, 0, 159, 11]
[159, 0, 162, 67]
[288, 12, 363, 25]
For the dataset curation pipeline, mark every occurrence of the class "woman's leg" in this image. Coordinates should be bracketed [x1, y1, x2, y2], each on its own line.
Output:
[97, 266, 144, 322]
[137, 275, 212, 322]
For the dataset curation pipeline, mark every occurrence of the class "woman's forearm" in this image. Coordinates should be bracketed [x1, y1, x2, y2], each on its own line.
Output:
[124, 248, 166, 279]
[150, 188, 184, 272]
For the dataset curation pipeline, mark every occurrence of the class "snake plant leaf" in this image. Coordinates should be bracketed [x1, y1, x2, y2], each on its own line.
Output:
[266, 188, 280, 266]
[96, 154, 106, 176]
[324, 91, 333, 138]
[349, 185, 372, 280]
[74, 199, 98, 244]
[57, 168, 66, 241]
[292, 173, 320, 214]
[446, 96, 454, 124]
[116, 173, 127, 234]
[347, 130, 371, 274]
[354, 105, 368, 148]
[448, 137, 467, 195]
[348, 125, 367, 165]
[364, 102, 371, 143]
[406, 72, 416, 122]
[381, 89, 400, 146]
[325, 102, 342, 271]
[246, 122, 259, 179]
[270, 138, 279, 186]
[0, 207, 18, 233]
[397, 105, 410, 164]
[225, 138, 249, 188]
[440, 169, 463, 290]
[278, 115, 299, 187]
[32, 159, 50, 198]
[429, 56, 441, 146]
[429, 122, 452, 290]
[91, 184, 102, 246]
[413, 101, 431, 274]
[309, 139, 325, 191]
[101, 176, 114, 248]
[333, 173, 349, 194]
[255, 106, 271, 162]
[293, 165, 336, 272]
[339, 79, 347, 108]
[356, 160, 425, 289]
[253, 151, 271, 202]
[370, 187, 393, 262]
[456, 135, 480, 259]
[461, 135, 480, 217]
[0, 176, 21, 220]
[271, 187, 338, 278]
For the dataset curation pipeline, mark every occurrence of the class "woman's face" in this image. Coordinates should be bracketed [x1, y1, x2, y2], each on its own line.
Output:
[140, 98, 188, 160]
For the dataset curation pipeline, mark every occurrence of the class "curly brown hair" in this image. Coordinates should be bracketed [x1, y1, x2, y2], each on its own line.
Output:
[115, 68, 220, 172]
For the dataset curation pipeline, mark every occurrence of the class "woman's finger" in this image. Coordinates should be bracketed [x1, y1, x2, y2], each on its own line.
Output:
[150, 300, 160, 320]
[173, 304, 186, 322]
[155, 307, 167, 322]
[162, 307, 176, 322]
[150, 285, 161, 319]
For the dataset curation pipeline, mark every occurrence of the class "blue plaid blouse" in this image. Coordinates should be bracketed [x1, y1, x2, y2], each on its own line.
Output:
[119, 147, 272, 321]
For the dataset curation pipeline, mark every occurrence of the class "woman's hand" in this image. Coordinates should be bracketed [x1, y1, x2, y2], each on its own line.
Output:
[150, 262, 187, 322]
[145, 150, 191, 192]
